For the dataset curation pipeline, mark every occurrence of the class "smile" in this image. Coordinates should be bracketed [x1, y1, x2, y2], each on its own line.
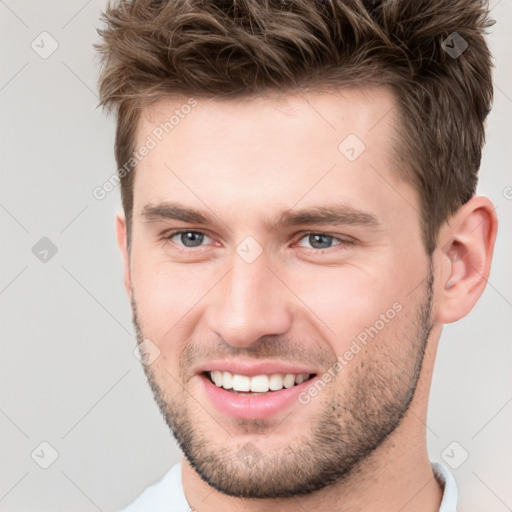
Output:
[206, 371, 314, 394]
[199, 369, 319, 420]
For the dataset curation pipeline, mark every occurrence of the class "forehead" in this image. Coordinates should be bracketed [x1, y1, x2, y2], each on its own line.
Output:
[138, 87, 398, 159]
[131, 88, 415, 228]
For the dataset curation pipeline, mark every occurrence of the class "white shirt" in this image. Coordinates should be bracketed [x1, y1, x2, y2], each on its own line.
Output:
[120, 461, 458, 512]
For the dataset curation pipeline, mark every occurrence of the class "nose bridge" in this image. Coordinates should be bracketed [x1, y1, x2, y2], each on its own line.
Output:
[208, 249, 292, 347]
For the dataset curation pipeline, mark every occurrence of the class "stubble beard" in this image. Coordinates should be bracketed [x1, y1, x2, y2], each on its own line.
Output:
[132, 266, 434, 499]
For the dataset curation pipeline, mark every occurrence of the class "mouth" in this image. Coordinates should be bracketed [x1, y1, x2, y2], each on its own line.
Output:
[196, 361, 321, 420]
[203, 370, 317, 395]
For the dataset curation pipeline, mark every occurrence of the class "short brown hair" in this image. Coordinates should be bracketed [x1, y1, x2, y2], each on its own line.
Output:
[96, 0, 494, 254]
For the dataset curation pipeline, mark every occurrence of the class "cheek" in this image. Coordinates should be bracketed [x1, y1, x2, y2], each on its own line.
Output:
[287, 261, 415, 351]
[130, 252, 209, 340]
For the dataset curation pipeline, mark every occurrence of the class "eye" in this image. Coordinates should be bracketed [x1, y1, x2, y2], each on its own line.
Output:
[295, 233, 345, 251]
[168, 230, 212, 249]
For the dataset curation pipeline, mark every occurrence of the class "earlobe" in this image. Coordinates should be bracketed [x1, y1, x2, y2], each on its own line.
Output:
[434, 196, 498, 324]
[115, 213, 132, 300]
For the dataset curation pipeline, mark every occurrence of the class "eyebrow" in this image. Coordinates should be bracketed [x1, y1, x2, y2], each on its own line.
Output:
[275, 205, 379, 229]
[141, 202, 380, 229]
[142, 203, 214, 224]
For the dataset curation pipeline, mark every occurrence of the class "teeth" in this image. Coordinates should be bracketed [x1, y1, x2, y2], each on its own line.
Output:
[269, 374, 284, 391]
[232, 374, 251, 392]
[283, 374, 295, 388]
[222, 371, 233, 389]
[208, 371, 310, 392]
[250, 375, 269, 392]
[210, 370, 223, 387]
[295, 374, 306, 384]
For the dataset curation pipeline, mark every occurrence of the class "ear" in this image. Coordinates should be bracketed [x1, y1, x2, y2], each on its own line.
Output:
[434, 196, 498, 324]
[115, 212, 132, 301]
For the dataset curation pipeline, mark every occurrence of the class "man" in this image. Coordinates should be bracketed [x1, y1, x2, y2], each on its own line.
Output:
[96, 1, 498, 510]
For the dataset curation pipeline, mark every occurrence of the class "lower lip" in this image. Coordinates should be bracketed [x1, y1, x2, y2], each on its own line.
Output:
[199, 373, 315, 420]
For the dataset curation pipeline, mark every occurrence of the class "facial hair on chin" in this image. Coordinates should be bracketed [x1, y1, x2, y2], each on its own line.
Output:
[130, 264, 434, 499]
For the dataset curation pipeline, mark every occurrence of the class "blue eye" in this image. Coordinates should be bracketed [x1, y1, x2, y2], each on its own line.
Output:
[296, 233, 341, 250]
[169, 231, 212, 248]
[164, 230, 351, 257]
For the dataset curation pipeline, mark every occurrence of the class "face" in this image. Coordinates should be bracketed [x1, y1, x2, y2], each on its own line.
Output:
[123, 89, 435, 498]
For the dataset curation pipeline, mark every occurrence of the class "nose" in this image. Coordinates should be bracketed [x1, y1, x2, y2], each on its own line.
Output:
[206, 251, 293, 348]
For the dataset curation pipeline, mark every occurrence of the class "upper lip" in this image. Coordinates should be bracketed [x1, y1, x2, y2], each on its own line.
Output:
[195, 359, 319, 377]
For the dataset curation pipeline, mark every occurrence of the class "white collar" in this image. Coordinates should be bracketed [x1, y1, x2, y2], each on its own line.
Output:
[432, 462, 458, 512]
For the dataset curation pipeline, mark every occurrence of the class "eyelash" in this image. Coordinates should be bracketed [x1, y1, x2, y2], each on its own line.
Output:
[164, 230, 354, 255]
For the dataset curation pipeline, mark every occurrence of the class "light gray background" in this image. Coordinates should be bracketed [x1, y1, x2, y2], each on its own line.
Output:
[1, 1, 511, 510]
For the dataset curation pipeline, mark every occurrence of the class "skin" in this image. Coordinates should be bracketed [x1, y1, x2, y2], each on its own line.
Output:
[116, 88, 497, 511]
